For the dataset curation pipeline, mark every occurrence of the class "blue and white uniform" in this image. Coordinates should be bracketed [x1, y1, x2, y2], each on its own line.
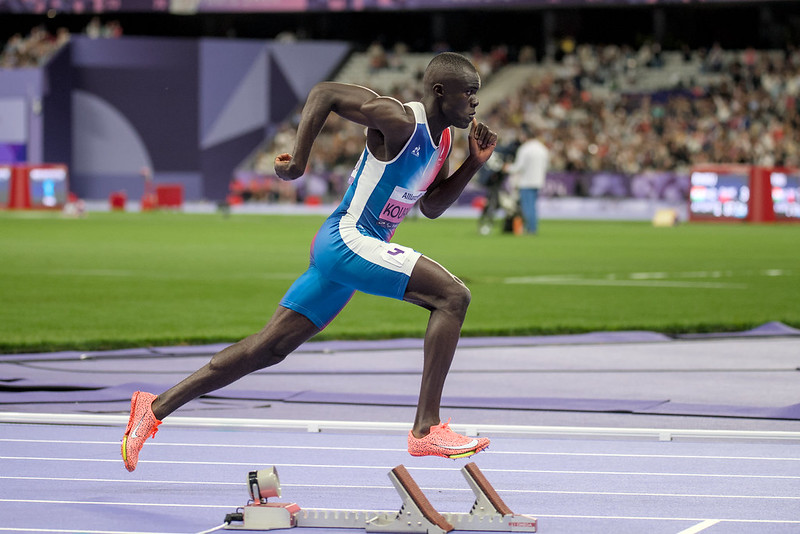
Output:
[280, 101, 452, 328]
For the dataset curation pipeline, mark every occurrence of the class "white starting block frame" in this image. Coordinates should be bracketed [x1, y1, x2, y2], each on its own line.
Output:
[224, 462, 537, 533]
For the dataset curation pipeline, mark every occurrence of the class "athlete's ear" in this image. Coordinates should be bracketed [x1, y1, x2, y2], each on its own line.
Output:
[432, 83, 445, 97]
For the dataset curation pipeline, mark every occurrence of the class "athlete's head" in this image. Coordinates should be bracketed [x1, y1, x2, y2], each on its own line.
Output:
[423, 52, 481, 129]
[423, 52, 478, 87]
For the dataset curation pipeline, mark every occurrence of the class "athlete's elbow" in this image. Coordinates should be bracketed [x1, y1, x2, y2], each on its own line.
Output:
[305, 82, 338, 110]
[419, 201, 445, 219]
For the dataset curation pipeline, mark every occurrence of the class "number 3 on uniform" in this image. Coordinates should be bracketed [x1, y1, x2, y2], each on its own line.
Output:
[381, 245, 408, 267]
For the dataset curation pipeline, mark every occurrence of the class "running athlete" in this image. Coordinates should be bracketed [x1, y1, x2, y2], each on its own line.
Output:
[122, 52, 497, 471]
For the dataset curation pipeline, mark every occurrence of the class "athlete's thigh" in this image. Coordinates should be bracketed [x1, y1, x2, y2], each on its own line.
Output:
[280, 265, 355, 330]
[318, 227, 423, 300]
[403, 255, 467, 310]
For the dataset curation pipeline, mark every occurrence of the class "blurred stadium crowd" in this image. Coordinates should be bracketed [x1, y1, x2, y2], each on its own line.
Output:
[495, 45, 799, 173]
[0, 17, 121, 68]
[237, 41, 800, 204]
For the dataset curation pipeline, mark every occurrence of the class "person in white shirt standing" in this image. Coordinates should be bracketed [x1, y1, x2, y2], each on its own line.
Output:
[507, 124, 549, 234]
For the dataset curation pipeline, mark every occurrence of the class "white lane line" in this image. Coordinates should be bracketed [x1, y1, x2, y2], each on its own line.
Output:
[1, 504, 798, 528]
[0, 438, 402, 454]
[677, 519, 721, 533]
[0, 498, 234, 509]
[2, 476, 798, 501]
[0, 475, 239, 486]
[0, 529, 185, 534]
[3, 439, 800, 463]
[5, 413, 800, 442]
[3, 457, 800, 480]
[492, 450, 800, 462]
[538, 514, 800, 525]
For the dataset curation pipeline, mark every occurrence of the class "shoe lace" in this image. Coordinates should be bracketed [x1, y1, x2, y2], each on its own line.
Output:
[435, 418, 452, 432]
[150, 420, 162, 439]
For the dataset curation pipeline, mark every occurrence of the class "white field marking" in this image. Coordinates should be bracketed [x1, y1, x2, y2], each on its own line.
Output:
[45, 269, 139, 277]
[503, 276, 745, 289]
[4, 438, 800, 463]
[35, 268, 297, 280]
[504, 267, 794, 289]
[5, 476, 796, 502]
[4, 457, 800, 480]
[678, 271, 726, 278]
[629, 272, 669, 279]
[677, 519, 721, 534]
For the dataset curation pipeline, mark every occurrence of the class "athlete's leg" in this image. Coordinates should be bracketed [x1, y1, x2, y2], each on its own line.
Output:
[403, 256, 471, 438]
[123, 263, 354, 471]
[151, 306, 319, 419]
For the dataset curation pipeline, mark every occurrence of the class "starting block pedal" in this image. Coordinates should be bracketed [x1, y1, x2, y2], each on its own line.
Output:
[224, 462, 537, 533]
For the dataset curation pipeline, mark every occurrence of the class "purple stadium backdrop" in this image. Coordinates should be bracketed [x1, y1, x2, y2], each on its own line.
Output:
[0, 36, 349, 201]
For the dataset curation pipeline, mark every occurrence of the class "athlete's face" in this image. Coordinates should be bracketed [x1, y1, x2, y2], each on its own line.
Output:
[440, 68, 481, 129]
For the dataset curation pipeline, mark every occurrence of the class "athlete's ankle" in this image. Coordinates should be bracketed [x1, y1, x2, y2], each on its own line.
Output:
[150, 396, 165, 420]
[411, 419, 440, 438]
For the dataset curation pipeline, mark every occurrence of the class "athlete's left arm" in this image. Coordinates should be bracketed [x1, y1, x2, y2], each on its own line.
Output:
[419, 120, 497, 219]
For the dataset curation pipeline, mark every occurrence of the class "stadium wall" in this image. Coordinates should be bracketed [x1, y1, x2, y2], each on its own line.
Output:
[0, 68, 44, 164]
[0, 36, 351, 202]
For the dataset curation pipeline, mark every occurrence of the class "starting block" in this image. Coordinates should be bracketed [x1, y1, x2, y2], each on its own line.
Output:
[224, 462, 537, 533]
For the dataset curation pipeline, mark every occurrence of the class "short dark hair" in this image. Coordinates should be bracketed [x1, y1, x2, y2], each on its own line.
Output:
[426, 52, 475, 73]
[423, 52, 477, 86]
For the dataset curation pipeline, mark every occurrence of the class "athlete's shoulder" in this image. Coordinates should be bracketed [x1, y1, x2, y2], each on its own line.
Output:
[403, 101, 427, 123]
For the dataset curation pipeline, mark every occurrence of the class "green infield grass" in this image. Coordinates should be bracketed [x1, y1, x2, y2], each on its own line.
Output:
[0, 210, 797, 353]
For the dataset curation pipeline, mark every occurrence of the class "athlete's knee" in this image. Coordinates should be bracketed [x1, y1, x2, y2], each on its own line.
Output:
[241, 308, 318, 369]
[208, 334, 288, 375]
[249, 335, 292, 369]
[441, 276, 471, 319]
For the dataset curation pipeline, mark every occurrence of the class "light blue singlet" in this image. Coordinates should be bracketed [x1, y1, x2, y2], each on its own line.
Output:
[280, 102, 452, 329]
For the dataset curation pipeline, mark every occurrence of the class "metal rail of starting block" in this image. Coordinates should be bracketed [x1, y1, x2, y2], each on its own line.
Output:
[224, 462, 537, 533]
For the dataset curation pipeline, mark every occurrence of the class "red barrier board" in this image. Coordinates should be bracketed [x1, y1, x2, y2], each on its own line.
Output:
[156, 184, 183, 208]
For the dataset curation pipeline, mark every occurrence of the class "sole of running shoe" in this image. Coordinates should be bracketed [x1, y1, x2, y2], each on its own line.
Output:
[121, 434, 130, 464]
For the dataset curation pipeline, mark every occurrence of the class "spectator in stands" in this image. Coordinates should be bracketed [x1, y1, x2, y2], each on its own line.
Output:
[367, 41, 389, 72]
[1, 20, 120, 69]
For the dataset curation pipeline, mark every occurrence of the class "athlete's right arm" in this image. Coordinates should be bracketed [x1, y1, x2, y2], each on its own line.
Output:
[274, 82, 413, 180]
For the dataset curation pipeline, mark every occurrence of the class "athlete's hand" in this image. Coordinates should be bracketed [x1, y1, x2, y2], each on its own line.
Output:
[468, 119, 497, 165]
[274, 153, 305, 181]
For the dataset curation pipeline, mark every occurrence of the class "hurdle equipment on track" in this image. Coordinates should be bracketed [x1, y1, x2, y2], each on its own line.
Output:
[224, 462, 537, 533]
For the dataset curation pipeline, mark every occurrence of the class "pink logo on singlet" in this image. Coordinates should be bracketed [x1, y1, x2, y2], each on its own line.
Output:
[380, 187, 424, 226]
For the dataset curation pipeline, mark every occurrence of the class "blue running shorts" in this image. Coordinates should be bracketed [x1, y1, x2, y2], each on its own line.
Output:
[279, 216, 422, 329]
